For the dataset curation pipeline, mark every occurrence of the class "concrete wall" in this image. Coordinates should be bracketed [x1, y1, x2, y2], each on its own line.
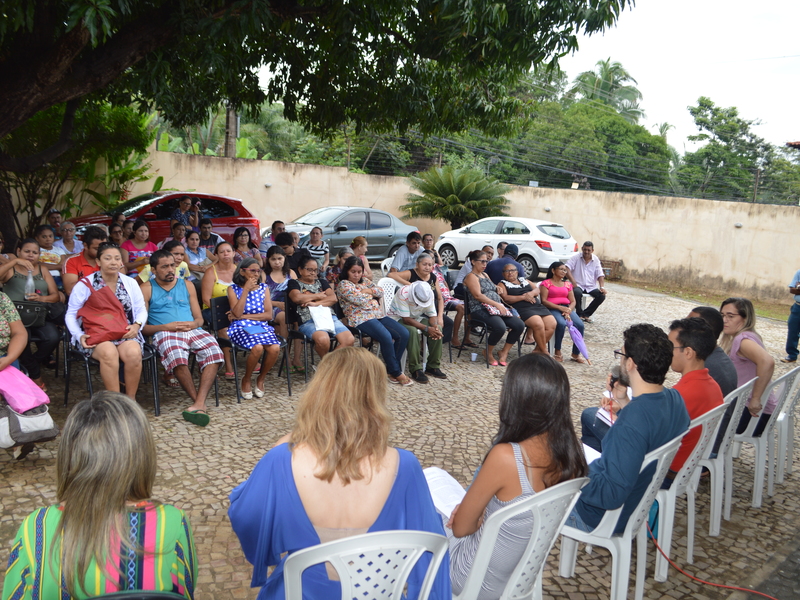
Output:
[129, 151, 799, 303]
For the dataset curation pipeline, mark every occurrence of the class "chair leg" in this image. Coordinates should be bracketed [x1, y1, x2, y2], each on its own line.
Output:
[608, 541, 629, 600]
[558, 536, 579, 578]
[724, 451, 734, 521]
[788, 415, 795, 476]
[655, 495, 675, 582]
[777, 420, 787, 484]
[63, 354, 72, 406]
[213, 371, 220, 407]
[686, 484, 696, 564]
[752, 440, 766, 508]
[767, 433, 776, 497]
[634, 528, 647, 600]
[709, 460, 723, 536]
[285, 345, 292, 397]
[152, 358, 160, 416]
[231, 346, 241, 403]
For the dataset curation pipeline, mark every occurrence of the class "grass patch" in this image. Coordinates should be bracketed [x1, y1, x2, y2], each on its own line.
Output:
[620, 281, 790, 322]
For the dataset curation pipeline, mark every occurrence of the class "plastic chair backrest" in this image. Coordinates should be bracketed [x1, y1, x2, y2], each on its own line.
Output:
[591, 433, 686, 539]
[456, 477, 588, 600]
[283, 530, 448, 600]
[208, 295, 232, 333]
[380, 257, 394, 278]
[672, 403, 728, 493]
[739, 367, 800, 439]
[715, 377, 758, 457]
[778, 366, 800, 422]
[377, 277, 398, 314]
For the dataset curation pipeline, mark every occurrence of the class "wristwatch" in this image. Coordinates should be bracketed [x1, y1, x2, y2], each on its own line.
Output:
[133, 320, 143, 327]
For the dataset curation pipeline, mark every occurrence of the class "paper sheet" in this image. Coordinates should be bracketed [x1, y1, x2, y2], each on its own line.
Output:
[583, 444, 602, 464]
[423, 466, 466, 517]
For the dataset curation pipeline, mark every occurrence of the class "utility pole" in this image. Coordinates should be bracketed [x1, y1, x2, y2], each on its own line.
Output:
[753, 167, 761, 203]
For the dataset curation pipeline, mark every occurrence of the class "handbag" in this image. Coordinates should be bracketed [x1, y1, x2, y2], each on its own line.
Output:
[0, 400, 59, 449]
[13, 301, 46, 329]
[0, 365, 49, 412]
[308, 305, 336, 334]
[76, 277, 131, 345]
[45, 301, 66, 324]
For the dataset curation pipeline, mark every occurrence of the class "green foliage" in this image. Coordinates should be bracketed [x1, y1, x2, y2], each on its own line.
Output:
[0, 100, 152, 235]
[235, 138, 258, 159]
[569, 58, 644, 124]
[677, 97, 773, 201]
[401, 166, 510, 230]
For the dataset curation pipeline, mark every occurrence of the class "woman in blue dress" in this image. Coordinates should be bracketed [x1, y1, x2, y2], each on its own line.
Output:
[227, 257, 281, 399]
[228, 347, 451, 600]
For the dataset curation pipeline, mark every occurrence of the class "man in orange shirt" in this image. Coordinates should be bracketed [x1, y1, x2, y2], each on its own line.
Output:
[666, 317, 724, 483]
[62, 226, 107, 294]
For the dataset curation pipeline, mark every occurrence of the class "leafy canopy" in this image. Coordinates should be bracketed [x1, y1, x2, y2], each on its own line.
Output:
[0, 0, 634, 148]
[401, 166, 510, 230]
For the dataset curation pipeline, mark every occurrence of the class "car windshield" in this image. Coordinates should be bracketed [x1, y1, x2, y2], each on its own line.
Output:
[293, 207, 346, 226]
[537, 224, 570, 239]
[104, 193, 162, 216]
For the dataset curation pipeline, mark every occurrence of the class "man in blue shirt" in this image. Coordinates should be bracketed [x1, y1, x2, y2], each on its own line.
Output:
[485, 243, 525, 284]
[782, 269, 800, 363]
[141, 250, 224, 427]
[567, 323, 690, 534]
[390, 231, 423, 272]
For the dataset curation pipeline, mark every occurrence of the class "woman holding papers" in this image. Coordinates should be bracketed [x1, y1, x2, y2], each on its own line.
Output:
[228, 347, 451, 600]
[445, 353, 586, 599]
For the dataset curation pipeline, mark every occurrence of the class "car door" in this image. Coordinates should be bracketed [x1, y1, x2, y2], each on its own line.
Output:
[457, 219, 502, 257]
[498, 219, 530, 247]
[329, 210, 369, 256]
[366, 211, 393, 259]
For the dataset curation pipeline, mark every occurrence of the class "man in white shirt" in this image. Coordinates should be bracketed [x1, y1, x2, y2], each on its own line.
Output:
[565, 240, 606, 323]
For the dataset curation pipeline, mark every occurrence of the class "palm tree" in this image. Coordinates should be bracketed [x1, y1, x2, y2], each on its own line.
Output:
[569, 58, 644, 123]
[401, 166, 510, 230]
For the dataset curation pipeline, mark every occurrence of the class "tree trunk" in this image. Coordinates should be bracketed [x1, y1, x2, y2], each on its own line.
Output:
[0, 183, 20, 251]
[224, 106, 237, 158]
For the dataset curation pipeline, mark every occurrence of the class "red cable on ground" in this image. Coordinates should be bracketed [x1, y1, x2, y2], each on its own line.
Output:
[646, 524, 780, 600]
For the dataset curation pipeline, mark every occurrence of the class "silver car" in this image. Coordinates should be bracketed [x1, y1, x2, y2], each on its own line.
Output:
[278, 206, 420, 260]
[435, 216, 579, 278]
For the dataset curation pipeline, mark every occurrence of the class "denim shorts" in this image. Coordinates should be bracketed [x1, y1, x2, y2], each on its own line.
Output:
[298, 315, 348, 339]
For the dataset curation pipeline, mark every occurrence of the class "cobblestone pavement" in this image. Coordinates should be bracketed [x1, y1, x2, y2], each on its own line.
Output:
[1, 283, 799, 600]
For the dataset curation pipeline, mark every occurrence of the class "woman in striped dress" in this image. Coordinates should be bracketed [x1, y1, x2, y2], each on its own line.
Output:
[2, 392, 198, 600]
[227, 257, 281, 399]
[300, 226, 330, 271]
[445, 354, 586, 599]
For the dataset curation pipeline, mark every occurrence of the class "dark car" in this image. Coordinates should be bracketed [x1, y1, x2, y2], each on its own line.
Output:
[279, 206, 419, 260]
[71, 192, 261, 246]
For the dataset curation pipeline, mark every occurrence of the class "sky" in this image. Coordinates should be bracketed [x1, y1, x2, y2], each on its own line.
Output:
[556, 0, 800, 152]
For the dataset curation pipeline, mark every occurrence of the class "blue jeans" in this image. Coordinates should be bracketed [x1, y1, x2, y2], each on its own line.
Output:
[565, 508, 594, 532]
[580, 407, 610, 453]
[298, 314, 349, 339]
[786, 303, 800, 360]
[549, 309, 584, 355]
[357, 317, 410, 378]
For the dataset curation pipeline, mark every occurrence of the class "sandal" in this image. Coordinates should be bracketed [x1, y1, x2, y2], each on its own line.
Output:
[182, 410, 210, 427]
[224, 372, 236, 380]
[462, 341, 479, 348]
[553, 353, 563, 363]
[164, 375, 180, 388]
[291, 365, 306, 374]
[570, 355, 586, 364]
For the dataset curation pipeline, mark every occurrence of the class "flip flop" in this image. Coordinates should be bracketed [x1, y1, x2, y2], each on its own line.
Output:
[554, 354, 563, 363]
[164, 376, 180, 388]
[570, 355, 586, 364]
[182, 410, 210, 427]
[462, 341, 479, 348]
[291, 365, 306, 374]
[498, 360, 508, 367]
[224, 372, 236, 380]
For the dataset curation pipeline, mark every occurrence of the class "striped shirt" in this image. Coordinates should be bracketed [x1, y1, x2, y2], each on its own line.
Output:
[300, 241, 329, 268]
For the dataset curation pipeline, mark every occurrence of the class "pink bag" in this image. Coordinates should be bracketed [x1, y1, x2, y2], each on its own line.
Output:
[0, 365, 49, 412]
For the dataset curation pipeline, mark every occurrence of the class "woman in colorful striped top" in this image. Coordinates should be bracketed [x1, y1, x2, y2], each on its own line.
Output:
[2, 392, 198, 600]
[299, 226, 330, 271]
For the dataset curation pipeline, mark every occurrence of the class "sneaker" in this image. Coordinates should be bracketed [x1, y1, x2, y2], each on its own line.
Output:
[781, 356, 797, 363]
[412, 370, 429, 384]
[425, 367, 447, 379]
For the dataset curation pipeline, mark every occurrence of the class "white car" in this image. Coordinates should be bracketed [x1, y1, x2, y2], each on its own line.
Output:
[435, 216, 579, 278]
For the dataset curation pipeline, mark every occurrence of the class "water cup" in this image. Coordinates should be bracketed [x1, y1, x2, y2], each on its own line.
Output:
[471, 353, 478, 362]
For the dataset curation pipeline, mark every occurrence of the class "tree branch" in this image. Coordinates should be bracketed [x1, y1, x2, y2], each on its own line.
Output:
[0, 99, 79, 173]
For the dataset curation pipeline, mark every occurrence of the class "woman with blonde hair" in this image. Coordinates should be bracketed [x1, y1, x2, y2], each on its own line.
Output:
[349, 235, 373, 280]
[229, 347, 450, 600]
[2, 391, 198, 599]
[720, 297, 776, 436]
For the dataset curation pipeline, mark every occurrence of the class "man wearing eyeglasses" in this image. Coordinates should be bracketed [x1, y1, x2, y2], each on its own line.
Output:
[484, 243, 525, 284]
[565, 323, 690, 534]
[54, 222, 83, 256]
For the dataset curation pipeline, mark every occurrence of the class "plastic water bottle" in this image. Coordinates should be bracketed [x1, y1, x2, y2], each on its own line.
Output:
[24, 270, 36, 300]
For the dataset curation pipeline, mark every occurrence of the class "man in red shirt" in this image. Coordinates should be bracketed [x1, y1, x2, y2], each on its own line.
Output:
[667, 317, 724, 479]
[62, 226, 107, 294]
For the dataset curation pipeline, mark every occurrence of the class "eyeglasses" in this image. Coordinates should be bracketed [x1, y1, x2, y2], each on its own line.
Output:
[503, 268, 517, 273]
[303, 267, 319, 273]
[613, 350, 628, 360]
[672, 345, 686, 351]
[62, 228, 76, 232]
[246, 268, 262, 273]
[475, 259, 488, 264]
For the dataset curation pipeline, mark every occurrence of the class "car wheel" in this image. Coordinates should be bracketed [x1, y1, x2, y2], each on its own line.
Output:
[518, 255, 539, 279]
[388, 244, 404, 258]
[439, 245, 458, 268]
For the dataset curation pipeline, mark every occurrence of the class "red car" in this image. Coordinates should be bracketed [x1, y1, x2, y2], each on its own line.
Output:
[71, 192, 261, 246]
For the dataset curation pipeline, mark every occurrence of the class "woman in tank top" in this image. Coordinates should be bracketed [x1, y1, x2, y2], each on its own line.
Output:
[444, 354, 587, 599]
[201, 241, 236, 377]
[540, 260, 585, 364]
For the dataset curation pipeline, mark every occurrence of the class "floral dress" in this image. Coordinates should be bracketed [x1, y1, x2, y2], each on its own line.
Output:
[227, 283, 280, 349]
[336, 280, 383, 328]
[0, 292, 20, 355]
[234, 247, 260, 265]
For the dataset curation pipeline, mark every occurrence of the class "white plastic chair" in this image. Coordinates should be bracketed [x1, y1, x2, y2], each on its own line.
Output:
[653, 403, 727, 581]
[558, 433, 686, 600]
[732, 366, 800, 508]
[380, 257, 394, 277]
[454, 477, 587, 600]
[692, 377, 757, 543]
[283, 530, 448, 600]
[775, 372, 800, 484]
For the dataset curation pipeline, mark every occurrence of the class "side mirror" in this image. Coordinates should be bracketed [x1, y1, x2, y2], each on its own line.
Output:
[334, 225, 348, 232]
[462, 227, 471, 233]
[522, 228, 530, 235]
[143, 212, 157, 221]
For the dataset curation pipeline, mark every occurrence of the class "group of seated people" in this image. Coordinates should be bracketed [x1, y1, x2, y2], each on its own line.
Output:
[6, 297, 776, 599]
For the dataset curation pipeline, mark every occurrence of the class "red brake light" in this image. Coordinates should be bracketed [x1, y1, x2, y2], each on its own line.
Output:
[535, 240, 553, 251]
[573, 243, 578, 252]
